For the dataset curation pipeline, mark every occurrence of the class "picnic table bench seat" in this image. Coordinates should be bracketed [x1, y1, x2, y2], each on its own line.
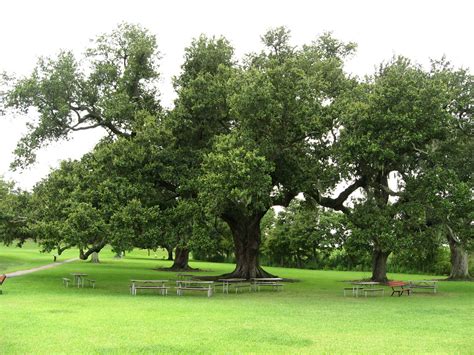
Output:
[343, 287, 364, 296]
[85, 279, 96, 288]
[131, 285, 169, 296]
[176, 286, 213, 297]
[387, 281, 411, 296]
[362, 288, 384, 297]
[62, 277, 71, 287]
[252, 282, 283, 292]
[233, 284, 252, 293]
[0, 274, 6, 294]
[408, 281, 437, 293]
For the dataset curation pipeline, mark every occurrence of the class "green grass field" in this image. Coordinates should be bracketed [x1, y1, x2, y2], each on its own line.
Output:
[1, 244, 473, 354]
[0, 241, 79, 273]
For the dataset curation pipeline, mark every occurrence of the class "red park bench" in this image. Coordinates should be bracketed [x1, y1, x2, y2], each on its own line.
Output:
[0, 274, 6, 294]
[387, 281, 412, 296]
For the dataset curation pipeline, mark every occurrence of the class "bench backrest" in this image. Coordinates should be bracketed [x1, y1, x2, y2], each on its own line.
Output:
[0, 274, 6, 285]
[387, 281, 406, 287]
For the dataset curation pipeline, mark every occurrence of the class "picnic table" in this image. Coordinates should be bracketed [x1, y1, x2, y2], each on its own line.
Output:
[408, 280, 438, 293]
[176, 273, 194, 281]
[176, 280, 214, 297]
[387, 281, 412, 296]
[348, 281, 383, 297]
[218, 278, 248, 293]
[71, 273, 88, 288]
[250, 278, 284, 292]
[130, 280, 169, 296]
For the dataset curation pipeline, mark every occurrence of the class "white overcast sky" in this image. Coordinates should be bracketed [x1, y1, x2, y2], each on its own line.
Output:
[1, 0, 473, 190]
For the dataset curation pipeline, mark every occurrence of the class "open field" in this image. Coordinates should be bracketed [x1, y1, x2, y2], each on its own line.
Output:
[1, 245, 473, 354]
[0, 241, 79, 273]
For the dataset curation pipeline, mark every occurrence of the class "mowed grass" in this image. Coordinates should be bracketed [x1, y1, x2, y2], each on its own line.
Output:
[1, 245, 473, 354]
[0, 240, 79, 273]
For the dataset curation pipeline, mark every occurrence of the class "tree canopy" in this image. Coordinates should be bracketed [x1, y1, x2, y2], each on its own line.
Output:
[1, 24, 472, 280]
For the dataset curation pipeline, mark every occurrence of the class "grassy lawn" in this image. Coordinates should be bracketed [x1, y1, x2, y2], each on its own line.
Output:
[0, 241, 79, 273]
[1, 245, 473, 354]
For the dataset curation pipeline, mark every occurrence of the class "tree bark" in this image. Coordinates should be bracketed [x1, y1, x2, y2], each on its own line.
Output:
[169, 247, 194, 270]
[447, 231, 471, 280]
[371, 248, 390, 282]
[90, 252, 100, 263]
[166, 247, 174, 261]
[222, 212, 275, 279]
[79, 241, 106, 261]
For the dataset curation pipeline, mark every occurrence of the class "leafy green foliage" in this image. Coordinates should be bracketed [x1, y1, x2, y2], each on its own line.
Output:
[0, 178, 31, 245]
[262, 200, 348, 268]
[3, 23, 161, 168]
[199, 134, 274, 216]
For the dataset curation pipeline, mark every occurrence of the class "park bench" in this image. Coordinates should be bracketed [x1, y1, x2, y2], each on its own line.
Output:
[0, 274, 6, 294]
[362, 288, 384, 297]
[62, 277, 71, 287]
[386, 281, 411, 296]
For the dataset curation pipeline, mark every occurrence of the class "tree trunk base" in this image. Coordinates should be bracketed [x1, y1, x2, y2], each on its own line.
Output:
[90, 252, 100, 263]
[163, 265, 197, 272]
[220, 265, 276, 280]
[447, 237, 471, 280]
[371, 249, 390, 283]
[445, 275, 472, 281]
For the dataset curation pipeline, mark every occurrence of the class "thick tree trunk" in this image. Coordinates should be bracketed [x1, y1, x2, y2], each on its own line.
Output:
[447, 232, 471, 280]
[371, 248, 390, 282]
[79, 241, 106, 261]
[166, 247, 174, 261]
[90, 252, 100, 263]
[169, 247, 194, 270]
[222, 212, 275, 279]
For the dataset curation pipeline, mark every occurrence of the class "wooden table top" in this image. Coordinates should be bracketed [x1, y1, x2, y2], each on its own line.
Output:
[130, 280, 168, 283]
[176, 280, 214, 284]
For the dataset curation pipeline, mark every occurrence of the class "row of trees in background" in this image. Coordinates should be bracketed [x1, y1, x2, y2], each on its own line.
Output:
[260, 200, 471, 277]
[0, 24, 472, 281]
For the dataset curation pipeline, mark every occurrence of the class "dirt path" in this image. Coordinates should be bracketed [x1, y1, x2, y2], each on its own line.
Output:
[5, 258, 79, 277]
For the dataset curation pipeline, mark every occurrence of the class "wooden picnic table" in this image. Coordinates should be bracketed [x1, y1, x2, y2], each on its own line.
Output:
[250, 278, 284, 292]
[71, 273, 88, 288]
[176, 280, 214, 297]
[348, 281, 381, 297]
[408, 280, 438, 293]
[218, 278, 247, 294]
[130, 280, 169, 296]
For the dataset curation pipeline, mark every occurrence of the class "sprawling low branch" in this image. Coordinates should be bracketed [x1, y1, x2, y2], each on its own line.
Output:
[79, 240, 107, 260]
[272, 189, 297, 207]
[307, 178, 365, 214]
